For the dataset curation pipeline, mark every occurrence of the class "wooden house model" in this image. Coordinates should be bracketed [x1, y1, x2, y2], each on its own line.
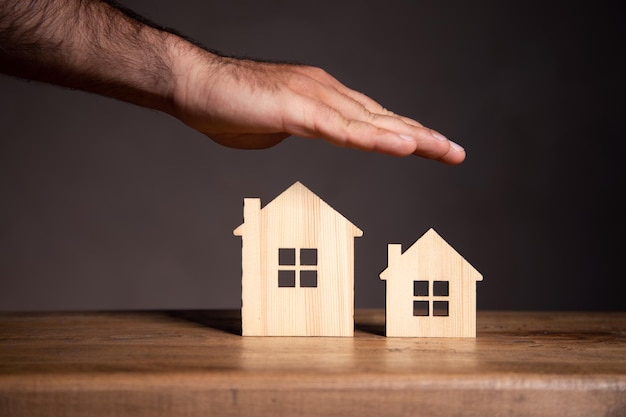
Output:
[234, 182, 363, 336]
[380, 228, 483, 337]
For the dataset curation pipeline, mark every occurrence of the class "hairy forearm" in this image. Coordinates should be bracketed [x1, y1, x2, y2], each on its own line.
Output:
[0, 0, 192, 113]
[0, 0, 465, 162]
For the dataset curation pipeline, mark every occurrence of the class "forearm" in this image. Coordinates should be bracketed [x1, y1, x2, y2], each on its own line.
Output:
[0, 0, 465, 162]
[0, 0, 193, 114]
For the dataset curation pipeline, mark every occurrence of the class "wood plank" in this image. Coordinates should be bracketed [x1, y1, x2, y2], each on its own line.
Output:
[234, 182, 362, 336]
[0, 310, 625, 417]
[381, 229, 483, 337]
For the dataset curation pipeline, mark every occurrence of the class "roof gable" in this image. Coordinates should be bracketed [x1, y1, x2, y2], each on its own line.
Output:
[233, 181, 363, 237]
[380, 228, 482, 281]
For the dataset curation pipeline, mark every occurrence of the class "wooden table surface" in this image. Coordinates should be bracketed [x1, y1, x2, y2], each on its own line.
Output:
[0, 310, 625, 417]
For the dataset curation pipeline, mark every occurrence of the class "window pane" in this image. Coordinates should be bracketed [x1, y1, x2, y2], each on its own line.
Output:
[433, 281, 449, 296]
[433, 301, 449, 316]
[278, 248, 295, 265]
[300, 270, 318, 287]
[278, 270, 296, 287]
[414, 280, 429, 297]
[300, 248, 317, 265]
[413, 300, 429, 316]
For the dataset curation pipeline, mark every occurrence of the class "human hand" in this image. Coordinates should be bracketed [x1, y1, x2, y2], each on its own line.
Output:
[171, 49, 466, 164]
[0, 0, 464, 164]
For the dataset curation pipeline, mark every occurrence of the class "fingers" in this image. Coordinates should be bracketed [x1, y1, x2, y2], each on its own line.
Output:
[284, 73, 466, 164]
[433, 136, 466, 165]
[191, 57, 466, 163]
[337, 89, 467, 164]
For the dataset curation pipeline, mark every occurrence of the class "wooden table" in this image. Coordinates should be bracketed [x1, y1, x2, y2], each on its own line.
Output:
[0, 310, 625, 417]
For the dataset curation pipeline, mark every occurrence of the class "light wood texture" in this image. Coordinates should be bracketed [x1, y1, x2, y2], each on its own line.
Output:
[233, 182, 362, 336]
[380, 228, 483, 337]
[1, 310, 625, 417]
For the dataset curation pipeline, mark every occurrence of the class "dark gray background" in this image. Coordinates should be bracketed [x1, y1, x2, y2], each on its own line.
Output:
[1, 0, 624, 311]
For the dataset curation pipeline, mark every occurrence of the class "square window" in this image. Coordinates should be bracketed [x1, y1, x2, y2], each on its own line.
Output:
[278, 270, 296, 287]
[433, 301, 449, 316]
[300, 270, 318, 287]
[433, 281, 449, 296]
[300, 248, 317, 265]
[413, 300, 429, 316]
[414, 280, 429, 297]
[278, 248, 295, 265]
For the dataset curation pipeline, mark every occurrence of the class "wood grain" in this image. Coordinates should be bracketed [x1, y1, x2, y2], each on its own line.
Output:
[0, 310, 625, 417]
[381, 228, 483, 337]
[234, 182, 362, 336]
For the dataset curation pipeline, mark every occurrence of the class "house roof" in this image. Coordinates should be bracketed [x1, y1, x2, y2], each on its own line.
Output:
[379, 228, 482, 281]
[233, 181, 363, 237]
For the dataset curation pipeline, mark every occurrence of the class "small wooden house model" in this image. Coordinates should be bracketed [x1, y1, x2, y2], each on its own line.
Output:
[380, 228, 483, 338]
[234, 182, 363, 336]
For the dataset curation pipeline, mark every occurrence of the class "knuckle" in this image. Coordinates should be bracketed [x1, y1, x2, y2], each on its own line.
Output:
[304, 66, 331, 80]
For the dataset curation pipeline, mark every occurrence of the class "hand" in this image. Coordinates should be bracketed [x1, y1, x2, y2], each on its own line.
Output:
[171, 50, 466, 164]
[0, 0, 466, 164]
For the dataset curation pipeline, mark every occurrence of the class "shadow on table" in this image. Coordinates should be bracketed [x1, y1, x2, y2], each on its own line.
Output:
[166, 310, 242, 336]
[355, 322, 385, 337]
[165, 310, 387, 337]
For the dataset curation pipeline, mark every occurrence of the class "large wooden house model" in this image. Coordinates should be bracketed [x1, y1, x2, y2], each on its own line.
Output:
[234, 182, 363, 336]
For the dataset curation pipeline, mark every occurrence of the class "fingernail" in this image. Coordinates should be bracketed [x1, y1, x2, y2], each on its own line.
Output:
[449, 140, 465, 152]
[431, 131, 448, 141]
[399, 134, 415, 142]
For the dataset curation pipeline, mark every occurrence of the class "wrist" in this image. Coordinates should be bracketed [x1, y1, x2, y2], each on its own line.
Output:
[165, 36, 223, 125]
